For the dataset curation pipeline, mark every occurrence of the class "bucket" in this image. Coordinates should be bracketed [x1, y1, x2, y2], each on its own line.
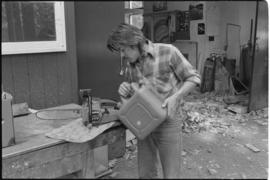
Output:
[118, 84, 167, 140]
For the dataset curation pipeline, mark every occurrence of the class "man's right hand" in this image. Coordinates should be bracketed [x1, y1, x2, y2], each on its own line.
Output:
[118, 82, 133, 98]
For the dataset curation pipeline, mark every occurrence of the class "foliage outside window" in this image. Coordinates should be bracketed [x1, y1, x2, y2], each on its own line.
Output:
[124, 1, 143, 29]
[2, 1, 66, 55]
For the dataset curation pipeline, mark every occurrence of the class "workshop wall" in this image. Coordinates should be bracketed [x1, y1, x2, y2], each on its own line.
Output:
[144, 1, 256, 74]
[249, 1, 268, 111]
[218, 1, 256, 75]
[74, 2, 125, 101]
[2, 2, 78, 109]
[1, 1, 260, 109]
[218, 1, 256, 46]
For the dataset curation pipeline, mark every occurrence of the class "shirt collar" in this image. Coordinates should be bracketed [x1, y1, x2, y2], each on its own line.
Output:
[129, 40, 156, 67]
[142, 40, 156, 59]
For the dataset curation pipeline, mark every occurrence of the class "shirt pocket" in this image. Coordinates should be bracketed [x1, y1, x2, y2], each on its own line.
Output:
[157, 64, 171, 82]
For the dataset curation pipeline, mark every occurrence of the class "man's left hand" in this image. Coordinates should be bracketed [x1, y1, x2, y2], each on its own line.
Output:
[162, 93, 182, 118]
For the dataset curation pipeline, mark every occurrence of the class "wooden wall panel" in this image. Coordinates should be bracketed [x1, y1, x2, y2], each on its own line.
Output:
[249, 1, 268, 111]
[1, 2, 78, 109]
[11, 55, 31, 104]
[2, 58, 15, 96]
[42, 56, 59, 108]
[75, 2, 125, 101]
[65, 2, 79, 104]
[56, 54, 73, 106]
[27, 55, 46, 109]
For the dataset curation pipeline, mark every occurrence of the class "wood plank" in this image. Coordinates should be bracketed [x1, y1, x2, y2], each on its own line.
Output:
[3, 104, 81, 158]
[1, 57, 15, 96]
[2, 128, 123, 178]
[2, 109, 124, 179]
[81, 147, 95, 178]
[4, 124, 125, 159]
[3, 102, 125, 179]
[2, 135, 64, 159]
[65, 2, 79, 104]
[3, 104, 123, 158]
[75, 2, 125, 101]
[56, 53, 73, 105]
[12, 102, 30, 116]
[2, 128, 124, 178]
[11, 55, 31, 104]
[3, 153, 86, 178]
[42, 56, 59, 108]
[3, 142, 91, 168]
[249, 1, 268, 111]
[55, 3, 77, 106]
[27, 55, 46, 109]
[3, 124, 125, 159]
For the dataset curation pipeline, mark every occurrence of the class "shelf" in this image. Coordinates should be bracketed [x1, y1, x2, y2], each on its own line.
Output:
[143, 10, 180, 16]
[174, 40, 198, 43]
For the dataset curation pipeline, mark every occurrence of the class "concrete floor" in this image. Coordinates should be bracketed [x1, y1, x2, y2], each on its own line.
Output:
[102, 93, 268, 179]
[104, 118, 268, 179]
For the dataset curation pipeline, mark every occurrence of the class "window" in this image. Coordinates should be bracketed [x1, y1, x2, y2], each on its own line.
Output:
[2, 1, 66, 55]
[124, 1, 143, 29]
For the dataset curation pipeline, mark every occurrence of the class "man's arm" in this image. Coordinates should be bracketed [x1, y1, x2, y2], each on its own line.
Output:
[162, 45, 201, 117]
[162, 81, 196, 111]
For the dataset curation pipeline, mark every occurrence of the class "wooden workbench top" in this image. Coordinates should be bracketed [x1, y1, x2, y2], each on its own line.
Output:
[2, 103, 120, 159]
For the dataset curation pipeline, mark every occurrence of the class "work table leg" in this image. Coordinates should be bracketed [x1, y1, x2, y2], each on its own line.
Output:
[79, 149, 95, 178]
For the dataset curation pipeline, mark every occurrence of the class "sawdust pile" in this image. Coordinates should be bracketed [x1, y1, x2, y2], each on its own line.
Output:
[180, 92, 268, 134]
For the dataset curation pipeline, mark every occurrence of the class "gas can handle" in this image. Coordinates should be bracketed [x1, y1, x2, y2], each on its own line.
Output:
[118, 82, 139, 108]
[130, 82, 140, 92]
[119, 82, 138, 105]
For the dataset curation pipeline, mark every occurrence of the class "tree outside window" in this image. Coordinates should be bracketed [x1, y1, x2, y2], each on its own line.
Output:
[124, 1, 143, 29]
[2, 2, 66, 55]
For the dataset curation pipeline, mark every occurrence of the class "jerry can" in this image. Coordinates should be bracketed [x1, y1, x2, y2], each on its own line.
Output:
[118, 84, 167, 140]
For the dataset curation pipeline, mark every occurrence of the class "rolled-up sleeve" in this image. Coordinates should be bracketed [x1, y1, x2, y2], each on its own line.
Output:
[169, 45, 201, 86]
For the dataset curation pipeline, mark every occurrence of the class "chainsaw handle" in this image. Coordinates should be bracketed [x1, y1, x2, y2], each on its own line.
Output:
[119, 83, 138, 107]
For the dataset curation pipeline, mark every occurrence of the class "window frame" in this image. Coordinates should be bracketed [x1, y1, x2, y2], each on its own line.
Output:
[124, 1, 143, 29]
[1, 2, 66, 55]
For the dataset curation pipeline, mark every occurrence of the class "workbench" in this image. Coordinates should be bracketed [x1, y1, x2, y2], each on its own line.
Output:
[2, 104, 126, 178]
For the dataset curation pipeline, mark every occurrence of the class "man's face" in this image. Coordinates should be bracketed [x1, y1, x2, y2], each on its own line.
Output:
[120, 45, 140, 63]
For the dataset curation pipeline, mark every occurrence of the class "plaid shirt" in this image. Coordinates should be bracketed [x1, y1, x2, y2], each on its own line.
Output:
[125, 40, 201, 100]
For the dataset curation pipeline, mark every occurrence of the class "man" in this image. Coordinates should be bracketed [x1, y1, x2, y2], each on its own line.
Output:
[107, 23, 201, 178]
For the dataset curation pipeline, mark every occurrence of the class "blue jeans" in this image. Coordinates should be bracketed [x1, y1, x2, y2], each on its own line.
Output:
[137, 117, 182, 178]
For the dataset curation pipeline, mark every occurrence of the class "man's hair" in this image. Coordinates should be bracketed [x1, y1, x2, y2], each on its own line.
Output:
[107, 23, 146, 53]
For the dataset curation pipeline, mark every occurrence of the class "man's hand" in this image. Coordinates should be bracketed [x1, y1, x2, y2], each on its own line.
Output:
[162, 81, 197, 119]
[118, 82, 134, 98]
[162, 93, 182, 119]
